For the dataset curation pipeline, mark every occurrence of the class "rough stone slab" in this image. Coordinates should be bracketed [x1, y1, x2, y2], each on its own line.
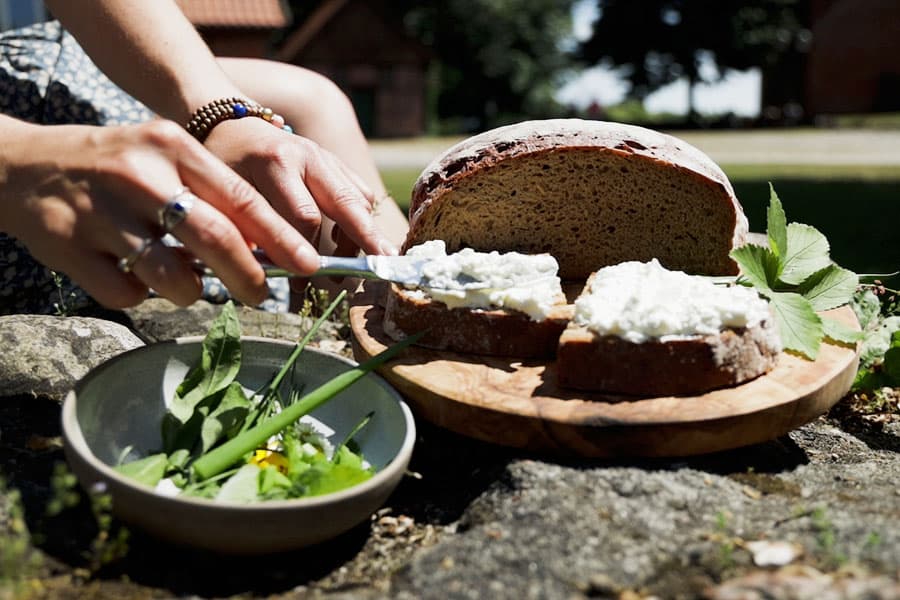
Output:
[0, 315, 143, 402]
[123, 298, 345, 347]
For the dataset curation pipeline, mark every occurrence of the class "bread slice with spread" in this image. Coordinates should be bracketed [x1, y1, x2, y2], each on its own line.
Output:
[555, 260, 781, 396]
[382, 241, 572, 358]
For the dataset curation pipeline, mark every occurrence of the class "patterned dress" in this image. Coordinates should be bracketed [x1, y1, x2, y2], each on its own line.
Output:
[0, 21, 290, 314]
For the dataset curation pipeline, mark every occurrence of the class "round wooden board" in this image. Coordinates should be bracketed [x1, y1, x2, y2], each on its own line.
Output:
[349, 281, 861, 458]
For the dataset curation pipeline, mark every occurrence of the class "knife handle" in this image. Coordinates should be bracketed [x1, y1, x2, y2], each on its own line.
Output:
[315, 255, 377, 279]
[192, 254, 377, 280]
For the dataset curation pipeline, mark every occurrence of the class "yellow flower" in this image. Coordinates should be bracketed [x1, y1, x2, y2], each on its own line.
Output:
[249, 449, 289, 474]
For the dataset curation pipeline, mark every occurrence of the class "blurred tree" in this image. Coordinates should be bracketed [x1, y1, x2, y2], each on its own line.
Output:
[578, 0, 810, 121]
[397, 0, 578, 131]
[282, 0, 579, 132]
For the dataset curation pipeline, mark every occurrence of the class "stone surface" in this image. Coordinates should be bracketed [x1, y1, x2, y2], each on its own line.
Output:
[124, 298, 348, 349]
[0, 314, 144, 403]
[0, 299, 898, 599]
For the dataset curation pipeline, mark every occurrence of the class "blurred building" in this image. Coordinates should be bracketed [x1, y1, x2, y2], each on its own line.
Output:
[175, 0, 291, 58]
[275, 0, 430, 138]
[177, 0, 429, 138]
[805, 0, 900, 115]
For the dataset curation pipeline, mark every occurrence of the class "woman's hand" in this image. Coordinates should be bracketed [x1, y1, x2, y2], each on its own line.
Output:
[0, 118, 320, 309]
[202, 117, 397, 258]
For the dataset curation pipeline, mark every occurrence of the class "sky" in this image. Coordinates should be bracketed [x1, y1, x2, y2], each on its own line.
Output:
[556, 1, 762, 117]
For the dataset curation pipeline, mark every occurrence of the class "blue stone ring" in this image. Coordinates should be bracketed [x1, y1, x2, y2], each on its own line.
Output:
[159, 186, 196, 234]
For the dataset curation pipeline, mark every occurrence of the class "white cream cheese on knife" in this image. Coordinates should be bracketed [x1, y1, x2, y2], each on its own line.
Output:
[574, 259, 774, 343]
[400, 240, 563, 321]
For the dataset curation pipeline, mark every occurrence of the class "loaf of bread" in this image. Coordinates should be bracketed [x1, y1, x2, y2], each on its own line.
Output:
[405, 119, 748, 279]
[556, 260, 782, 396]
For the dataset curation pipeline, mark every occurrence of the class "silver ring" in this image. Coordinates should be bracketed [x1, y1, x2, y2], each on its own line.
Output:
[158, 186, 196, 233]
[117, 236, 156, 273]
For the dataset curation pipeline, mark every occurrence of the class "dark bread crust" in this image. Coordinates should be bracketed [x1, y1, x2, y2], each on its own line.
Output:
[405, 119, 747, 278]
[383, 284, 573, 358]
[556, 319, 781, 396]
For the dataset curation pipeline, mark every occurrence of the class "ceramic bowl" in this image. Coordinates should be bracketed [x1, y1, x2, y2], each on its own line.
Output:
[61, 336, 415, 554]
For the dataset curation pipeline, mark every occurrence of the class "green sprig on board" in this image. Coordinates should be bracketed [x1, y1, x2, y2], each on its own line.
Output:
[730, 184, 862, 360]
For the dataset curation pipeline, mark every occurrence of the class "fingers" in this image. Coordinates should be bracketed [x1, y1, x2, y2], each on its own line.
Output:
[171, 132, 322, 279]
[248, 132, 390, 257]
[301, 143, 393, 256]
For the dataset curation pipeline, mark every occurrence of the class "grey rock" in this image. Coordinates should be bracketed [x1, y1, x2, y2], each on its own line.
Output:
[382, 418, 900, 600]
[124, 298, 346, 346]
[0, 314, 143, 402]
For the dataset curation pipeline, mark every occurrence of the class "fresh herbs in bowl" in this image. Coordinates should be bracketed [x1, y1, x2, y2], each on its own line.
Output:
[114, 291, 420, 503]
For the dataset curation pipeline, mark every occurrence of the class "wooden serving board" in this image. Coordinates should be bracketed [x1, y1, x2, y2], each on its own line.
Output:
[349, 281, 861, 458]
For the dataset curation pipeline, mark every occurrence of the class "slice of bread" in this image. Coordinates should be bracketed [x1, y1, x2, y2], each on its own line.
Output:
[555, 321, 781, 396]
[383, 284, 573, 358]
[556, 263, 782, 396]
[405, 119, 748, 279]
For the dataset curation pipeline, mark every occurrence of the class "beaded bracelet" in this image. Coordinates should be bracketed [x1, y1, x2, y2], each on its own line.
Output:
[185, 97, 293, 141]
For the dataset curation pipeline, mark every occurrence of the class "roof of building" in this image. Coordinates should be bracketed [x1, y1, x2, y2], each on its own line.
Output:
[176, 0, 290, 29]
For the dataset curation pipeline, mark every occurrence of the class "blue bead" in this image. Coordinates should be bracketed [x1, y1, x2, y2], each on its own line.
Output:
[232, 103, 248, 118]
[282, 125, 293, 134]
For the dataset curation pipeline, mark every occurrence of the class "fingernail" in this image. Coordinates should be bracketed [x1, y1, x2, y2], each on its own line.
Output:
[379, 241, 399, 256]
[294, 245, 319, 272]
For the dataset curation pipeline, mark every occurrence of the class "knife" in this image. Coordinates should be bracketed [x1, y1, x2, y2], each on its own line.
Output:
[192, 252, 463, 289]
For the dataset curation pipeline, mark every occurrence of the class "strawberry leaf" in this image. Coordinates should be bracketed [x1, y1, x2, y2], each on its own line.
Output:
[767, 291, 823, 359]
[766, 183, 787, 260]
[822, 317, 864, 345]
[780, 223, 831, 285]
[798, 265, 859, 311]
[730, 244, 779, 292]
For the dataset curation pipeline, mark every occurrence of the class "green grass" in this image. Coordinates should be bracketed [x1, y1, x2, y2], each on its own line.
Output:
[381, 168, 420, 212]
[379, 164, 900, 275]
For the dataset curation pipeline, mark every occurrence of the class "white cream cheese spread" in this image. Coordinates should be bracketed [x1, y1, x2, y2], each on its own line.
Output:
[574, 259, 772, 343]
[402, 240, 563, 321]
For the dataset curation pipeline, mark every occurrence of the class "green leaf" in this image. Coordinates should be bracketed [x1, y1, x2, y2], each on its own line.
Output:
[767, 292, 824, 359]
[859, 315, 900, 369]
[258, 466, 292, 496]
[168, 301, 242, 425]
[852, 367, 888, 392]
[167, 449, 191, 471]
[332, 411, 374, 463]
[780, 223, 831, 285]
[798, 265, 859, 312]
[199, 381, 251, 454]
[730, 244, 780, 292]
[294, 454, 373, 498]
[114, 453, 168, 488]
[766, 183, 788, 260]
[883, 347, 900, 384]
[851, 289, 883, 330]
[822, 317, 864, 345]
[214, 464, 261, 504]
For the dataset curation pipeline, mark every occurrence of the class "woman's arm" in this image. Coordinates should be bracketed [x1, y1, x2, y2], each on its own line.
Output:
[45, 0, 393, 259]
[44, 0, 240, 123]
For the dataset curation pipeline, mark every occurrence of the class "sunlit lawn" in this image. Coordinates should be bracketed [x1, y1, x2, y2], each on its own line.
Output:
[380, 162, 900, 275]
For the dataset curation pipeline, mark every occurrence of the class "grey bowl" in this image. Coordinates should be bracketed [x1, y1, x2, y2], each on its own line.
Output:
[61, 336, 415, 554]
